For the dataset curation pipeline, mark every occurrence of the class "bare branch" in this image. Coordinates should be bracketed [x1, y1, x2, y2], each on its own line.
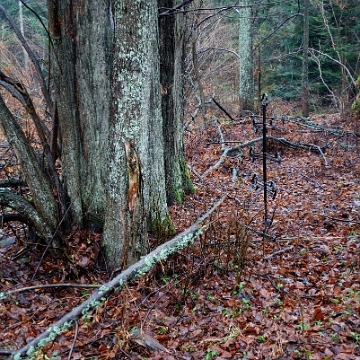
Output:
[308, 48, 356, 87]
[0, 5, 53, 113]
[158, 0, 194, 17]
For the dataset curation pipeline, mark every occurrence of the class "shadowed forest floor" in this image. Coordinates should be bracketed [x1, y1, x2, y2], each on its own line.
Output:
[0, 103, 360, 359]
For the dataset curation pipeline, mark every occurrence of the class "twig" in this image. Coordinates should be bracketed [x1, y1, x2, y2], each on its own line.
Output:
[0, 283, 101, 299]
[67, 320, 78, 360]
[309, 144, 327, 165]
[202, 134, 327, 179]
[263, 246, 294, 260]
[319, 213, 360, 225]
[263, 274, 315, 300]
[187, 164, 202, 181]
[32, 201, 73, 280]
[213, 98, 235, 122]
[0, 5, 53, 113]
[158, 0, 194, 17]
[202, 147, 231, 178]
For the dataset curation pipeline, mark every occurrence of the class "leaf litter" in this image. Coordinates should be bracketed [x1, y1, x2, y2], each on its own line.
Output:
[0, 106, 360, 359]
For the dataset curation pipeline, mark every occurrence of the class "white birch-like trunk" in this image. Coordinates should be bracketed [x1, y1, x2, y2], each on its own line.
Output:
[18, 1, 29, 71]
[238, 0, 254, 111]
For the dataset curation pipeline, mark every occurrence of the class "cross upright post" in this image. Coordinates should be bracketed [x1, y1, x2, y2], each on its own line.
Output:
[261, 93, 269, 231]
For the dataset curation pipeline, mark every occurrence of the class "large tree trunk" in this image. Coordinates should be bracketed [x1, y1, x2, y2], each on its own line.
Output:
[52, 0, 112, 230]
[238, 0, 254, 111]
[0, 0, 184, 271]
[159, 0, 195, 205]
[102, 0, 169, 270]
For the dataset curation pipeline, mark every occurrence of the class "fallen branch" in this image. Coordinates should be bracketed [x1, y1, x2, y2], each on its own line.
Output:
[0, 284, 101, 300]
[202, 134, 327, 177]
[212, 98, 235, 122]
[263, 246, 294, 260]
[227, 136, 327, 156]
[202, 147, 231, 178]
[6, 196, 225, 360]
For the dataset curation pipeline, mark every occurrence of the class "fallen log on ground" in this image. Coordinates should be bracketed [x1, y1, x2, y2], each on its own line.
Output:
[5, 196, 225, 360]
[226, 135, 327, 156]
[202, 135, 328, 177]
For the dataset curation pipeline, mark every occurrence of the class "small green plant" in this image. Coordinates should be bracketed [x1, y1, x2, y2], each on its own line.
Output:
[350, 332, 360, 342]
[263, 307, 269, 314]
[314, 320, 323, 326]
[182, 344, 195, 352]
[205, 348, 218, 359]
[237, 282, 245, 291]
[332, 244, 343, 253]
[82, 315, 91, 325]
[192, 292, 200, 301]
[297, 323, 311, 331]
[156, 327, 168, 335]
[293, 349, 301, 356]
[331, 333, 339, 341]
[348, 288, 355, 296]
[273, 299, 283, 307]
[299, 248, 307, 255]
[257, 335, 266, 342]
[241, 298, 250, 308]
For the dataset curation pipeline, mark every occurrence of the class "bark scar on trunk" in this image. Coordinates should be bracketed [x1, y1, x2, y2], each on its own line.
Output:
[124, 141, 140, 213]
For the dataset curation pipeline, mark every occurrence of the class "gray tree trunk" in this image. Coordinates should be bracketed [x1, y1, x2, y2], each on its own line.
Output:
[159, 0, 195, 205]
[102, 0, 169, 270]
[0, 94, 58, 241]
[302, 0, 310, 117]
[0, 0, 185, 271]
[18, 0, 29, 71]
[238, 0, 254, 111]
[52, 0, 113, 229]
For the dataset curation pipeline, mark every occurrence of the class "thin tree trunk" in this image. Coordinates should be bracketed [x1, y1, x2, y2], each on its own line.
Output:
[18, 1, 29, 71]
[159, 0, 195, 205]
[238, 0, 254, 111]
[302, 0, 310, 117]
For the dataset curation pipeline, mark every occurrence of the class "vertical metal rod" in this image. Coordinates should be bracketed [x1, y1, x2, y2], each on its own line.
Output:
[261, 94, 268, 230]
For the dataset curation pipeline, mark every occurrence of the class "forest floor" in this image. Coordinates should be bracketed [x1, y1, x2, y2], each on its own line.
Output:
[0, 102, 360, 360]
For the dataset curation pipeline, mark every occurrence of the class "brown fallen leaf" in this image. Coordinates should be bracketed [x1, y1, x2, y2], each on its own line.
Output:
[131, 328, 171, 354]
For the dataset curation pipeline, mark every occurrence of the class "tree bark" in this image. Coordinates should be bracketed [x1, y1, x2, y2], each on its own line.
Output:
[302, 0, 310, 117]
[102, 0, 169, 270]
[53, 0, 113, 229]
[0, 94, 58, 241]
[159, 0, 195, 205]
[0, 0, 188, 271]
[238, 0, 254, 111]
